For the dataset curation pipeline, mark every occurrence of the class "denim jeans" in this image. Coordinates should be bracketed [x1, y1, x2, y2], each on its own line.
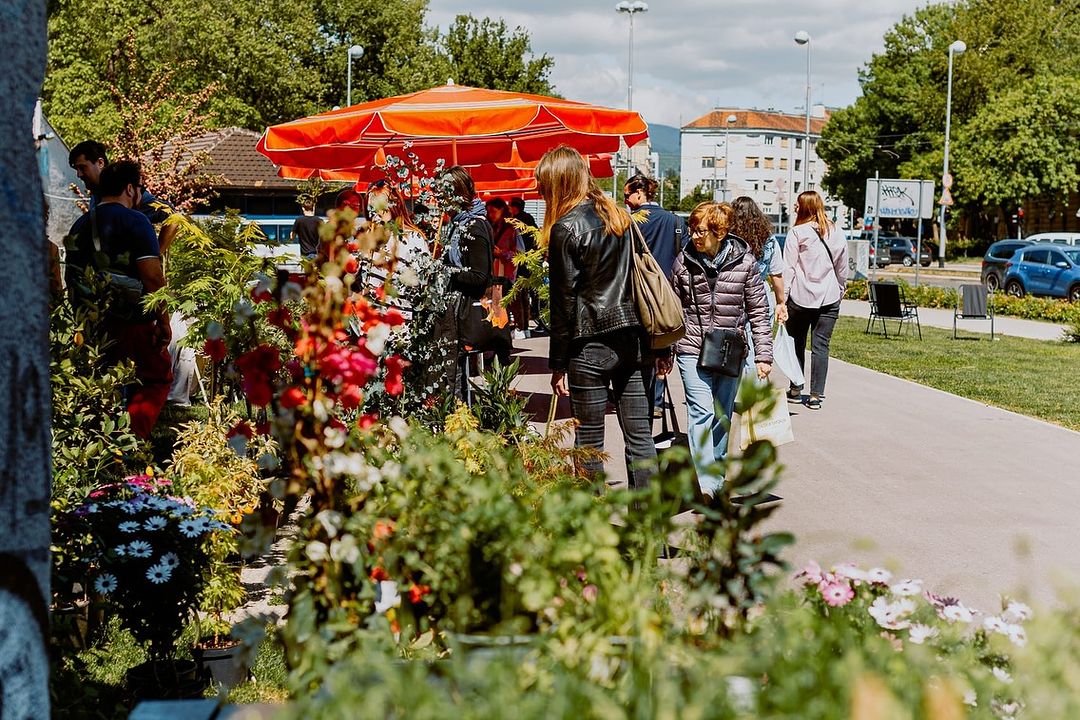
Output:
[676, 353, 740, 496]
[785, 299, 840, 397]
[566, 330, 657, 490]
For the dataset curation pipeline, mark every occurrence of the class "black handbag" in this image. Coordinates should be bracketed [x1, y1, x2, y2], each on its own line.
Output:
[688, 268, 747, 377]
[698, 327, 747, 377]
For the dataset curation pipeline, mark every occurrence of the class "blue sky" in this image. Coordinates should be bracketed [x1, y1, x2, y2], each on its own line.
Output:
[427, 0, 932, 127]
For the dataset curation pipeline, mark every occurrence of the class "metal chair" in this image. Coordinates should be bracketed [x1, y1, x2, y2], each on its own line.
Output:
[866, 282, 922, 339]
[953, 284, 994, 340]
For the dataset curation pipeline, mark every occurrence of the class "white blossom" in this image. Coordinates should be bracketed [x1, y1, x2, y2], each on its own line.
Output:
[305, 541, 329, 562]
[127, 540, 153, 558]
[984, 616, 1009, 634]
[865, 567, 892, 585]
[1006, 624, 1027, 647]
[869, 596, 915, 630]
[143, 516, 167, 531]
[942, 603, 976, 624]
[330, 535, 360, 565]
[146, 563, 173, 584]
[315, 510, 344, 538]
[374, 580, 401, 614]
[1002, 601, 1032, 623]
[365, 323, 391, 356]
[388, 416, 410, 441]
[323, 425, 346, 449]
[118, 521, 140, 533]
[908, 624, 939, 645]
[890, 579, 923, 597]
[991, 667, 1013, 684]
[94, 573, 118, 595]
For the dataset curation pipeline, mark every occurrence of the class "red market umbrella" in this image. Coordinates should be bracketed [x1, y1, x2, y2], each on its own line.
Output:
[257, 83, 647, 171]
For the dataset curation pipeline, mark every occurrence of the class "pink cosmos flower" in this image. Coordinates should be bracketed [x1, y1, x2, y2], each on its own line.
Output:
[821, 581, 855, 607]
[793, 560, 823, 585]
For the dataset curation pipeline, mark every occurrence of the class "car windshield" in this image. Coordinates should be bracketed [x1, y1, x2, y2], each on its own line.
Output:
[1064, 250, 1080, 265]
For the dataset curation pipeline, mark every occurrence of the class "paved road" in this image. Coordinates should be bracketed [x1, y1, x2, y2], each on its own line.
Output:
[512, 334, 1080, 610]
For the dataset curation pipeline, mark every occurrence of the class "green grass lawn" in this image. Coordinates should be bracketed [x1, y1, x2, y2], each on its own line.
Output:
[830, 316, 1080, 431]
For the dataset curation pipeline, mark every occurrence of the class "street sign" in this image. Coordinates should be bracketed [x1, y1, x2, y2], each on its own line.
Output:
[942, 172, 954, 188]
[939, 187, 954, 206]
[864, 179, 935, 220]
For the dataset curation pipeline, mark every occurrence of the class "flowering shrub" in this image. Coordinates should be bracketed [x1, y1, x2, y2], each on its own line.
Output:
[63, 476, 232, 658]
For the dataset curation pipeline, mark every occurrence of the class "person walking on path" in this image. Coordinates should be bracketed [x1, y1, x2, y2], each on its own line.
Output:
[65, 161, 172, 438]
[782, 190, 848, 410]
[292, 202, 323, 260]
[661, 201, 772, 501]
[624, 173, 687, 417]
[541, 146, 657, 491]
[730, 196, 787, 367]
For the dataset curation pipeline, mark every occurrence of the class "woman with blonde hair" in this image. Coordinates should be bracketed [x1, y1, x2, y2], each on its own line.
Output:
[538, 145, 656, 490]
[662, 201, 772, 501]
[782, 191, 848, 410]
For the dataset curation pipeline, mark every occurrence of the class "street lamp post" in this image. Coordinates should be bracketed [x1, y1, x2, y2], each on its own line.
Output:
[615, 1, 647, 195]
[346, 44, 364, 107]
[939, 39, 966, 268]
[724, 113, 737, 202]
[794, 31, 811, 193]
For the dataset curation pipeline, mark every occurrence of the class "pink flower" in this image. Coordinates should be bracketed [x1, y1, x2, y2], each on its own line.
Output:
[582, 584, 598, 603]
[794, 560, 822, 585]
[821, 581, 854, 607]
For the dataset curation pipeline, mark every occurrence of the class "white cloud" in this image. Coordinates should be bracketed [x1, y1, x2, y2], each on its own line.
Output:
[427, 0, 928, 126]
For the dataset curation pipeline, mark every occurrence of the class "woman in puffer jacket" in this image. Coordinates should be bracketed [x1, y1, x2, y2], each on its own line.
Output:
[659, 201, 773, 501]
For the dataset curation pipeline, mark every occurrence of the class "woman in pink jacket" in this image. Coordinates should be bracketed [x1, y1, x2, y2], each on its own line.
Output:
[782, 191, 849, 410]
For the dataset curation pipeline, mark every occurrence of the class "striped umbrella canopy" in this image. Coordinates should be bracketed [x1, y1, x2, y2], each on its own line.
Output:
[257, 82, 647, 171]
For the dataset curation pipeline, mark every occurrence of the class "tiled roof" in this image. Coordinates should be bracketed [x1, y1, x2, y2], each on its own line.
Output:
[158, 128, 297, 190]
[683, 109, 828, 135]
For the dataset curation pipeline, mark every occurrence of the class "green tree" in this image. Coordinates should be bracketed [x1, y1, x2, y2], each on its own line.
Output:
[438, 15, 555, 94]
[817, 0, 1080, 238]
[678, 185, 712, 212]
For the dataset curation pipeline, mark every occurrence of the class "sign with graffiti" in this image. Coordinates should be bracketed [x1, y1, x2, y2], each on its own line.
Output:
[864, 179, 935, 220]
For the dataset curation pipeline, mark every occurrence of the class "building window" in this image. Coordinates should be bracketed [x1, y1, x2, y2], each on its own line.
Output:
[748, 180, 760, 191]
[745, 156, 760, 169]
[794, 159, 802, 171]
[701, 157, 715, 168]
[780, 158, 788, 170]
[794, 182, 802, 193]
[764, 135, 774, 145]
[763, 158, 775, 169]
[796, 138, 804, 149]
[781, 137, 790, 149]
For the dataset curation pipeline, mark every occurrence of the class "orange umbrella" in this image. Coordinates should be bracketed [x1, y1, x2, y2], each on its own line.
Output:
[257, 83, 647, 170]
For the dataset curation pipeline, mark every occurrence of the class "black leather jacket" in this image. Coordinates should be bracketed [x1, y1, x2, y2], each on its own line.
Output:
[548, 201, 641, 371]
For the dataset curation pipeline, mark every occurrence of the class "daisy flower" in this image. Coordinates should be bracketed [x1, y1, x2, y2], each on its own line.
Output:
[1003, 601, 1032, 623]
[146, 563, 173, 584]
[159, 552, 180, 570]
[821, 581, 855, 607]
[127, 540, 153, 558]
[143, 516, 167, 531]
[942, 603, 976, 624]
[114, 544, 128, 557]
[908, 624, 939, 644]
[118, 521, 140, 533]
[865, 567, 892, 585]
[991, 666, 1013, 684]
[890, 579, 923, 597]
[178, 519, 204, 538]
[93, 573, 118, 595]
[1006, 624, 1027, 647]
[983, 616, 1008, 634]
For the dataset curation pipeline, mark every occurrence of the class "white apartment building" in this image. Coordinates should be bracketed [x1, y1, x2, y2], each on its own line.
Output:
[680, 107, 847, 230]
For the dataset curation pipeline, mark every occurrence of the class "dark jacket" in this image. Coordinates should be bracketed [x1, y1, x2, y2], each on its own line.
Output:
[445, 214, 493, 300]
[635, 202, 687, 278]
[548, 201, 641, 371]
[670, 234, 773, 364]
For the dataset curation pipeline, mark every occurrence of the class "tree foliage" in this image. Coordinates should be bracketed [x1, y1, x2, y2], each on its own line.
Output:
[43, 1, 555, 150]
[818, 0, 1080, 233]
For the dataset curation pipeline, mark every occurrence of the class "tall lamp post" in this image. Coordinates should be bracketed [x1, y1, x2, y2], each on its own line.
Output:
[939, 39, 965, 268]
[794, 31, 811, 193]
[724, 113, 737, 201]
[615, 1, 648, 194]
[346, 44, 364, 107]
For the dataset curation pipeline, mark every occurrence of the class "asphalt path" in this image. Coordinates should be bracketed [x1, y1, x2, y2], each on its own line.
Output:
[512, 332, 1080, 611]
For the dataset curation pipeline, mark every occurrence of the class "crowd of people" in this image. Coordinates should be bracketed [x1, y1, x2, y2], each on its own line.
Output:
[60, 137, 847, 500]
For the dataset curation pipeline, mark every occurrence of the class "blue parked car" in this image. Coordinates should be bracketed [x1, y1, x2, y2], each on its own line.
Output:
[1003, 243, 1080, 302]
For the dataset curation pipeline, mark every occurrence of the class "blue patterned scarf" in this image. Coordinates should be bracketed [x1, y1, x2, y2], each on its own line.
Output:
[445, 198, 487, 268]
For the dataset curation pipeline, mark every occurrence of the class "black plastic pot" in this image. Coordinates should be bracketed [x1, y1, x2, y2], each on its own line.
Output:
[126, 659, 206, 700]
[193, 641, 250, 689]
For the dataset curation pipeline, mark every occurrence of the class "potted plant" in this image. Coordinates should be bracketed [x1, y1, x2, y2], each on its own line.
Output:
[168, 406, 275, 687]
[66, 475, 231, 698]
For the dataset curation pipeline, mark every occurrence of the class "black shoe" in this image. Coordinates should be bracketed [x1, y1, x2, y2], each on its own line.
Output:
[786, 387, 802, 402]
[806, 396, 822, 410]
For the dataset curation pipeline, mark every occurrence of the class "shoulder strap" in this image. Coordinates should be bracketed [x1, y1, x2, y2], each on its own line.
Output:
[813, 226, 834, 264]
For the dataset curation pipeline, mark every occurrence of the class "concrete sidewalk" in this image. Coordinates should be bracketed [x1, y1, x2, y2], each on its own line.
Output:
[512, 335, 1080, 609]
[842, 299, 1067, 341]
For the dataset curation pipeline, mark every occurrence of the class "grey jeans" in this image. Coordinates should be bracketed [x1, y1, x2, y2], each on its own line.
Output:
[566, 329, 657, 490]
[785, 299, 840, 397]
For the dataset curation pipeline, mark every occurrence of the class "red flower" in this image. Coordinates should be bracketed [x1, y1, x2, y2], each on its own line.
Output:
[251, 286, 273, 304]
[373, 520, 394, 540]
[235, 345, 282, 407]
[204, 338, 226, 363]
[369, 566, 389, 582]
[383, 355, 409, 397]
[267, 306, 292, 329]
[340, 383, 363, 410]
[280, 386, 308, 409]
[383, 308, 406, 327]
[408, 584, 431, 604]
[346, 240, 360, 253]
[227, 422, 254, 440]
[344, 257, 359, 275]
[357, 413, 378, 430]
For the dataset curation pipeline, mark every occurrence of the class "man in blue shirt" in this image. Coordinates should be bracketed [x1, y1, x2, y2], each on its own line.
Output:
[624, 174, 687, 417]
[69, 140, 179, 252]
[66, 161, 172, 438]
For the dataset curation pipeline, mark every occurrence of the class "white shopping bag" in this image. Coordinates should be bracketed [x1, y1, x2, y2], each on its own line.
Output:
[772, 325, 804, 388]
[740, 383, 795, 450]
